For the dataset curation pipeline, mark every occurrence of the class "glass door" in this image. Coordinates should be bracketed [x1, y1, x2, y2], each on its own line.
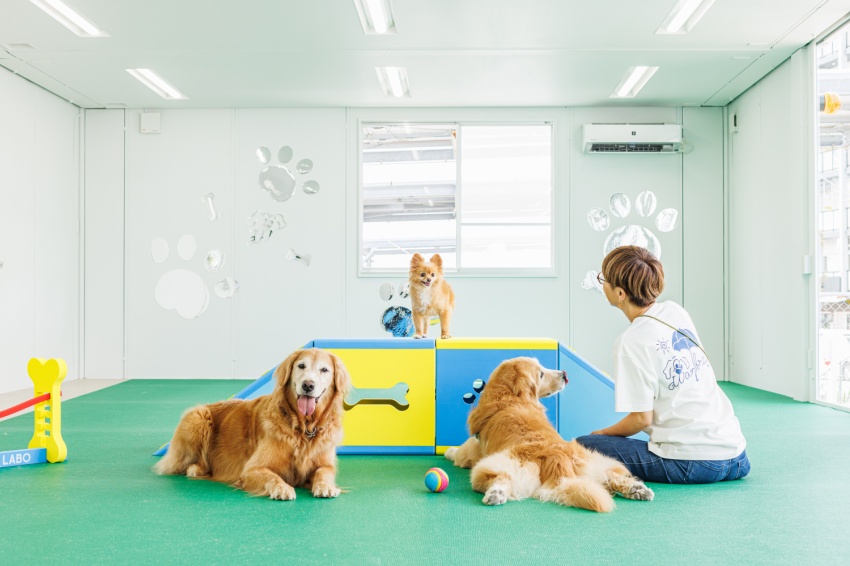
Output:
[816, 21, 850, 410]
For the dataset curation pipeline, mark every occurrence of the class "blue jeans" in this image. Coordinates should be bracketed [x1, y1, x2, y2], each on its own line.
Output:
[575, 435, 751, 484]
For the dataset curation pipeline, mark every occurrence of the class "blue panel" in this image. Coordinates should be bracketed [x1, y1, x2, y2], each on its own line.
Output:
[558, 344, 648, 441]
[0, 448, 47, 468]
[337, 445, 434, 455]
[231, 367, 275, 401]
[155, 366, 277, 455]
[436, 349, 558, 449]
[311, 338, 436, 350]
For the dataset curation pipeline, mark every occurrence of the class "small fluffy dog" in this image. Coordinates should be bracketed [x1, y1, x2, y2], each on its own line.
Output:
[409, 253, 455, 339]
[445, 357, 654, 512]
[154, 348, 351, 500]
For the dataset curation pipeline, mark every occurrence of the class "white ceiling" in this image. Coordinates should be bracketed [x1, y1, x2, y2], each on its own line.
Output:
[1, 0, 849, 109]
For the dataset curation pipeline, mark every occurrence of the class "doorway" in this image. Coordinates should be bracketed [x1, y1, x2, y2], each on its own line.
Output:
[816, 20, 850, 410]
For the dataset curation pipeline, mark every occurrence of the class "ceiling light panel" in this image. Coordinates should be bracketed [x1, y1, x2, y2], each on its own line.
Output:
[125, 69, 188, 100]
[610, 66, 659, 99]
[354, 0, 396, 34]
[28, 0, 109, 37]
[375, 66, 410, 97]
[655, 0, 715, 34]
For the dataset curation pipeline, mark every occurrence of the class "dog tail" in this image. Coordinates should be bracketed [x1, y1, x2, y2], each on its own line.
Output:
[536, 477, 615, 513]
[153, 405, 214, 476]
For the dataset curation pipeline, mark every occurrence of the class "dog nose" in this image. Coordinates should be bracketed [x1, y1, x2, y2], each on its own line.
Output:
[302, 381, 315, 394]
[560, 371, 568, 383]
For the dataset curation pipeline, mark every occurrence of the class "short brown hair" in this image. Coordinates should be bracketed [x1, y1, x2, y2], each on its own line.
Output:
[601, 246, 664, 307]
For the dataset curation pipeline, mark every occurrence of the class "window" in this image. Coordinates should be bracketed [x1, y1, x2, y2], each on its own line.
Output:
[360, 122, 553, 274]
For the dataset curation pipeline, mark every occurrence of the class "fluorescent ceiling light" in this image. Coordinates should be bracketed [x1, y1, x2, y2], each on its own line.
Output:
[610, 66, 659, 99]
[375, 66, 410, 98]
[354, 0, 396, 34]
[655, 0, 715, 34]
[125, 69, 188, 100]
[28, 0, 109, 37]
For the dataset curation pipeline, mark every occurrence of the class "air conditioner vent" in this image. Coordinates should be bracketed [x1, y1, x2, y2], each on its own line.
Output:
[588, 143, 675, 153]
[582, 124, 684, 154]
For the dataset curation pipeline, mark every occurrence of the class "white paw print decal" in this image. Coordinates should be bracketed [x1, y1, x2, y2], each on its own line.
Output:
[251, 145, 320, 244]
[256, 145, 319, 203]
[150, 235, 237, 320]
[582, 191, 679, 292]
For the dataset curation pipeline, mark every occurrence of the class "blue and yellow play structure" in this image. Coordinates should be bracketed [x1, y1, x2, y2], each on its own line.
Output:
[155, 338, 639, 456]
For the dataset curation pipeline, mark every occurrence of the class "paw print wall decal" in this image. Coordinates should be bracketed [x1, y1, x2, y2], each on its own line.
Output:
[582, 191, 679, 292]
[256, 145, 319, 203]
[251, 145, 320, 245]
[151, 234, 236, 319]
[151, 235, 210, 319]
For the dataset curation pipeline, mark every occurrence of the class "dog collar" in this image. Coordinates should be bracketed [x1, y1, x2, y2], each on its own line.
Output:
[303, 425, 324, 439]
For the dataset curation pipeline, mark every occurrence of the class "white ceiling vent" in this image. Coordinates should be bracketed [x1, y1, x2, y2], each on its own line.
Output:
[582, 124, 684, 154]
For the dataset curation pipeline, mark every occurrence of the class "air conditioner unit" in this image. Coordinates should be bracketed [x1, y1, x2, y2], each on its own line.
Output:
[582, 124, 684, 154]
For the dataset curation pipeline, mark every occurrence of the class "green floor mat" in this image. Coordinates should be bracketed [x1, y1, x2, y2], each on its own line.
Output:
[0, 381, 847, 564]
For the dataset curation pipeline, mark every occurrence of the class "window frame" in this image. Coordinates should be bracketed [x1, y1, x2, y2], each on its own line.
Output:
[355, 110, 558, 278]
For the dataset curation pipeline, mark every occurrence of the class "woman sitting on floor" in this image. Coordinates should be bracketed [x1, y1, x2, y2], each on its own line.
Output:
[576, 245, 750, 484]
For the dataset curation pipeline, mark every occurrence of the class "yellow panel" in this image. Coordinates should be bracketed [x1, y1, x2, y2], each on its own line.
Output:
[435, 446, 451, 455]
[329, 348, 435, 447]
[436, 337, 557, 350]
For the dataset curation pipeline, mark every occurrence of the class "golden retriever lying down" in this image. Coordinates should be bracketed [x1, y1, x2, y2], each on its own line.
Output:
[155, 348, 351, 500]
[445, 357, 653, 512]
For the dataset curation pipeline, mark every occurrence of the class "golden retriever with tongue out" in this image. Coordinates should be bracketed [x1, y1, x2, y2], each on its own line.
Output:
[155, 348, 351, 500]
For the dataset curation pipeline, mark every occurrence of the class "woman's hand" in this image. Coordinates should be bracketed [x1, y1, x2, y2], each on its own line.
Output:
[589, 411, 652, 437]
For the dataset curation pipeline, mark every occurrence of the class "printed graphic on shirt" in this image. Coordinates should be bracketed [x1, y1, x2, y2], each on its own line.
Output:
[660, 328, 707, 390]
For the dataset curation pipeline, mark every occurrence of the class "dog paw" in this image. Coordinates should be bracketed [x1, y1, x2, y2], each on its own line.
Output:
[186, 464, 208, 478]
[312, 483, 341, 498]
[441, 334, 451, 339]
[444, 447, 458, 461]
[625, 483, 654, 501]
[269, 483, 297, 501]
[483, 487, 508, 506]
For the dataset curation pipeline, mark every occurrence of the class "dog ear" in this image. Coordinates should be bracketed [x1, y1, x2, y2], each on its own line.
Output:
[410, 253, 424, 268]
[330, 353, 352, 398]
[274, 350, 303, 390]
[429, 254, 443, 270]
[507, 359, 538, 400]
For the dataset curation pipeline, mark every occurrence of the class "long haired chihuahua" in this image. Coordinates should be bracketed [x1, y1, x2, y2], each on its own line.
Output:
[409, 253, 455, 339]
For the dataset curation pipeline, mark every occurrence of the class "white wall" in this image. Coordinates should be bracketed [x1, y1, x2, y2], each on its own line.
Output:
[117, 108, 347, 378]
[0, 68, 80, 395]
[123, 109, 237, 378]
[569, 107, 685, 376]
[81, 105, 725, 380]
[84, 109, 125, 378]
[683, 107, 726, 379]
[726, 48, 814, 400]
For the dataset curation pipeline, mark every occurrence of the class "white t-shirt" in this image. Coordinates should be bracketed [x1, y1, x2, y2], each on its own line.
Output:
[613, 301, 747, 460]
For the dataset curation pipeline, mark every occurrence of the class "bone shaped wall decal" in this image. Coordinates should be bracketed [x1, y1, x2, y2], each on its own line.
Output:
[344, 382, 410, 411]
